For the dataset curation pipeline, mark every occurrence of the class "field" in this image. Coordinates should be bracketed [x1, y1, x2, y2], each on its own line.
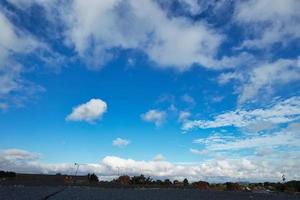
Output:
[1, 186, 300, 200]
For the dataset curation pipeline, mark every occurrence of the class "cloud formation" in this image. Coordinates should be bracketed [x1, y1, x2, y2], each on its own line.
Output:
[193, 123, 300, 152]
[1, 0, 300, 106]
[112, 138, 130, 148]
[141, 109, 166, 127]
[62, 0, 223, 70]
[66, 98, 107, 123]
[219, 57, 300, 103]
[235, 0, 300, 49]
[182, 96, 300, 131]
[0, 11, 42, 106]
[1, 148, 299, 182]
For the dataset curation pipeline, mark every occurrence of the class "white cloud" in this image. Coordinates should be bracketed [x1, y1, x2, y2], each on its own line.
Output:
[4, 0, 277, 74]
[112, 138, 130, 148]
[235, 0, 300, 49]
[178, 0, 203, 15]
[141, 109, 166, 127]
[192, 123, 300, 152]
[190, 148, 209, 155]
[255, 147, 273, 157]
[218, 57, 300, 103]
[0, 10, 46, 107]
[239, 58, 300, 103]
[182, 96, 300, 131]
[218, 72, 242, 85]
[0, 12, 32, 97]
[1, 148, 299, 182]
[40, 0, 223, 70]
[178, 111, 191, 123]
[241, 121, 276, 134]
[66, 98, 107, 123]
[0, 149, 40, 161]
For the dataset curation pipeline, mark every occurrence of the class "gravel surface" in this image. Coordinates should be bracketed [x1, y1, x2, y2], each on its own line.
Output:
[0, 186, 299, 200]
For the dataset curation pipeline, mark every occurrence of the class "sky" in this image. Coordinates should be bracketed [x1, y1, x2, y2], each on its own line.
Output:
[0, 0, 300, 182]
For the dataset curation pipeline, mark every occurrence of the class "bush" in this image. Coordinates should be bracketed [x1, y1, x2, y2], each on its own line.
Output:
[285, 181, 300, 192]
[226, 182, 242, 191]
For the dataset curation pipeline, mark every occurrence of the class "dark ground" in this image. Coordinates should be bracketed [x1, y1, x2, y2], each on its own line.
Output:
[0, 186, 300, 200]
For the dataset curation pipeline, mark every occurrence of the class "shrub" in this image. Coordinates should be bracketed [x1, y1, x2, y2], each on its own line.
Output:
[0, 171, 16, 178]
[226, 182, 242, 191]
[193, 181, 210, 190]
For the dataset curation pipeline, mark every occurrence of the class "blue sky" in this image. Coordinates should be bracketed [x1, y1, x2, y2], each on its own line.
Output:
[0, 0, 300, 182]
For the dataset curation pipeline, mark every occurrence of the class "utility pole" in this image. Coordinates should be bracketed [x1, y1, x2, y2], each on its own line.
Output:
[74, 163, 80, 177]
[117, 167, 120, 177]
[73, 163, 86, 184]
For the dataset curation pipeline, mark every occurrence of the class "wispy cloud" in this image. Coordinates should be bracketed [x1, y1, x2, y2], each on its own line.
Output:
[112, 138, 130, 148]
[182, 96, 300, 131]
[219, 58, 300, 104]
[192, 123, 300, 152]
[141, 109, 166, 127]
[0, 11, 43, 107]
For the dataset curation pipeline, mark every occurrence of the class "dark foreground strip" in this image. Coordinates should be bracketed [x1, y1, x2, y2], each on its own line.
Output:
[41, 187, 67, 200]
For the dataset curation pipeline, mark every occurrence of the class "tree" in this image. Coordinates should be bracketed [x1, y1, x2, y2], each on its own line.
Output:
[131, 174, 147, 185]
[163, 179, 172, 186]
[183, 178, 189, 186]
[88, 173, 99, 182]
[117, 175, 130, 185]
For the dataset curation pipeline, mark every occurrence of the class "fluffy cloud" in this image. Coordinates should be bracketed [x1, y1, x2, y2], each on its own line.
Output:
[235, 0, 300, 49]
[7, 0, 224, 70]
[1, 148, 299, 182]
[64, 0, 224, 70]
[66, 98, 107, 123]
[182, 96, 300, 131]
[141, 109, 166, 127]
[112, 138, 130, 148]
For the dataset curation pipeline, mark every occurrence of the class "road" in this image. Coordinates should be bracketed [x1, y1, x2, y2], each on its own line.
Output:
[0, 186, 299, 200]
